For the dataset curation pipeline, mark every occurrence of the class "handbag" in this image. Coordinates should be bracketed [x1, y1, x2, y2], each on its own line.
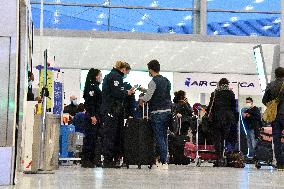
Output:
[226, 151, 245, 168]
[263, 82, 284, 122]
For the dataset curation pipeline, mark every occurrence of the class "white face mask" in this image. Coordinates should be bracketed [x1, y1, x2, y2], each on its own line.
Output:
[72, 100, 78, 106]
[97, 77, 103, 83]
[28, 80, 33, 87]
[245, 103, 252, 108]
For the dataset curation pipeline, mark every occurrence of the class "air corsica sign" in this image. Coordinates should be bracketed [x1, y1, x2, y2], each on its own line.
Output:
[174, 73, 262, 95]
[184, 78, 255, 88]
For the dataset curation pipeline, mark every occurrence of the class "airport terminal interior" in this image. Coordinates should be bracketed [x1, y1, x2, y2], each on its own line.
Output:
[1, 0, 284, 188]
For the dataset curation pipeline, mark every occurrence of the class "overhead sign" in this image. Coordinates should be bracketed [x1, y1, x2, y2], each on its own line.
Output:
[173, 73, 262, 95]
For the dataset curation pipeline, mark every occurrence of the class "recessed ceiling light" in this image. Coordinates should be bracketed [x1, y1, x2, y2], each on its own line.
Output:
[273, 18, 281, 24]
[183, 15, 192, 21]
[254, 0, 264, 3]
[136, 21, 144, 26]
[54, 10, 59, 17]
[96, 20, 103, 25]
[262, 25, 273, 30]
[222, 23, 230, 27]
[97, 13, 106, 19]
[142, 14, 150, 20]
[231, 17, 238, 22]
[177, 22, 186, 26]
[245, 5, 254, 11]
[150, 1, 159, 7]
[103, 0, 110, 6]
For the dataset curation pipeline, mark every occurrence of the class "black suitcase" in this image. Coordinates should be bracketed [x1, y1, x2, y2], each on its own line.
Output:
[123, 105, 155, 169]
[168, 118, 190, 165]
[255, 140, 273, 169]
[168, 134, 190, 165]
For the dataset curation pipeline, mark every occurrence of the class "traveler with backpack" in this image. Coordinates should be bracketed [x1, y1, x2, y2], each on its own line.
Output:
[263, 67, 284, 171]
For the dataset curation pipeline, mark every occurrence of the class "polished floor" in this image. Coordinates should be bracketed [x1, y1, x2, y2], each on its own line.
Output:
[2, 164, 284, 189]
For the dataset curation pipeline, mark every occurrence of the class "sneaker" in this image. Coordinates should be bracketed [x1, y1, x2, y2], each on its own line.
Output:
[161, 163, 169, 170]
[277, 165, 284, 171]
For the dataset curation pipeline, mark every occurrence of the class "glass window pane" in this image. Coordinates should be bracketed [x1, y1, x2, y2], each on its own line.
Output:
[110, 9, 193, 33]
[31, 0, 194, 8]
[207, 12, 280, 37]
[207, 0, 280, 12]
[110, 0, 193, 8]
[32, 4, 193, 34]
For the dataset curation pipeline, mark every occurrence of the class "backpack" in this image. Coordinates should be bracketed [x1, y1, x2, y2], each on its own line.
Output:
[263, 82, 284, 122]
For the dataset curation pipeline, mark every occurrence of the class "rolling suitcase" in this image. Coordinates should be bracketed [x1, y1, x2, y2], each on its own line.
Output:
[255, 127, 284, 169]
[124, 104, 155, 169]
[59, 125, 75, 158]
[168, 118, 190, 165]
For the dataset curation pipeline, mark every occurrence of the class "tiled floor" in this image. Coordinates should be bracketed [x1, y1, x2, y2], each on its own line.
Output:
[2, 164, 284, 189]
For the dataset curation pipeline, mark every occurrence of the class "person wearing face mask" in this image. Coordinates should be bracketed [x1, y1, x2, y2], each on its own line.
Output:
[82, 68, 103, 168]
[27, 71, 35, 101]
[63, 95, 79, 123]
[242, 98, 262, 159]
[101, 61, 135, 168]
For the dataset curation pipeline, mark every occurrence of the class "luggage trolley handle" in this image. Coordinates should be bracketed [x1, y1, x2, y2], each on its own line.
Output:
[142, 103, 149, 120]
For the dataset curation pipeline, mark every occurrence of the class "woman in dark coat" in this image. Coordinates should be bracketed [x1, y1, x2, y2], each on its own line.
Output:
[173, 90, 193, 135]
[207, 78, 237, 166]
[82, 68, 102, 168]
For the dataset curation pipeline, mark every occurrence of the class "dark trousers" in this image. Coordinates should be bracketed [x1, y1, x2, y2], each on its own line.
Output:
[102, 114, 124, 162]
[213, 123, 231, 159]
[82, 133, 97, 166]
[272, 116, 284, 166]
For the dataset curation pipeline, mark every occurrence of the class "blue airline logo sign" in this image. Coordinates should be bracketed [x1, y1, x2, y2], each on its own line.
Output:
[184, 78, 255, 88]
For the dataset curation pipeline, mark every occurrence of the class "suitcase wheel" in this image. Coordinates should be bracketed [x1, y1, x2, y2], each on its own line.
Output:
[126, 164, 129, 169]
[255, 162, 261, 169]
[196, 158, 201, 167]
[148, 165, 152, 169]
[138, 165, 141, 169]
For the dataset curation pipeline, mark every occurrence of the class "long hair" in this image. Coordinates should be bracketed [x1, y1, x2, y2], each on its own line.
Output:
[173, 90, 186, 103]
[84, 68, 101, 94]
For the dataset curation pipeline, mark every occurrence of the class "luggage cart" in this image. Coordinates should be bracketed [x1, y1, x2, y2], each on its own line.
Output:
[195, 112, 219, 167]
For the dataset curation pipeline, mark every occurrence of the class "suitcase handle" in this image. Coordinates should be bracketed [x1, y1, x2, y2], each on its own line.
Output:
[142, 103, 149, 120]
[178, 117, 182, 135]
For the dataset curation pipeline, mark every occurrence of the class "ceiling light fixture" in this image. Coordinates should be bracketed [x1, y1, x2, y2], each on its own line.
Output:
[150, 1, 159, 8]
[245, 5, 254, 11]
[136, 21, 144, 26]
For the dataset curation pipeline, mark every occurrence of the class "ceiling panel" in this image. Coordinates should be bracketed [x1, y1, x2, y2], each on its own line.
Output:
[33, 36, 275, 75]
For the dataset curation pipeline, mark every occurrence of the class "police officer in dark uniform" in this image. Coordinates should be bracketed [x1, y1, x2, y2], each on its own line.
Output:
[101, 61, 135, 168]
[82, 68, 103, 168]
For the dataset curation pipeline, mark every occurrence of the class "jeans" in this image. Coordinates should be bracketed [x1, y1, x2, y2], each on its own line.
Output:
[150, 111, 171, 164]
[272, 116, 284, 166]
[246, 129, 256, 158]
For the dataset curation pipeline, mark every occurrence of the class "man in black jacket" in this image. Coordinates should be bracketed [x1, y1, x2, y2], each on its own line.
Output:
[263, 67, 284, 171]
[63, 95, 79, 123]
[243, 97, 261, 159]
